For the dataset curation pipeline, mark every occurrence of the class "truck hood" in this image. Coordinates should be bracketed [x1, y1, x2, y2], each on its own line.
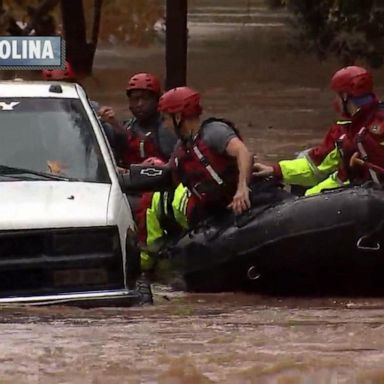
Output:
[0, 181, 111, 230]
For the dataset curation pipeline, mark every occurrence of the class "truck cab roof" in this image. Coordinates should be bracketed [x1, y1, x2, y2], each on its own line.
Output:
[0, 80, 81, 98]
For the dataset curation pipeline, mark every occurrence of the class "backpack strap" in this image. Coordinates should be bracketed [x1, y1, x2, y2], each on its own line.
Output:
[192, 144, 224, 185]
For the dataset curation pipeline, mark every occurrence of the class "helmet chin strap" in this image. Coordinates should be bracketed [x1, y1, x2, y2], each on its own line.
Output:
[172, 114, 182, 135]
[172, 114, 193, 144]
[340, 93, 352, 118]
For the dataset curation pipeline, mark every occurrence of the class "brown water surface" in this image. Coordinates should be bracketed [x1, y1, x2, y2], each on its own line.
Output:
[2, 294, 384, 383]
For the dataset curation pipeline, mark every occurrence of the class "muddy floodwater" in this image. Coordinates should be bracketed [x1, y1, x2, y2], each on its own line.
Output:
[4, 1, 384, 382]
[3, 294, 384, 383]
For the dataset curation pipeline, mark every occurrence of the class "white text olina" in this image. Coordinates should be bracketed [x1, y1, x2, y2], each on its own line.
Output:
[0, 40, 54, 60]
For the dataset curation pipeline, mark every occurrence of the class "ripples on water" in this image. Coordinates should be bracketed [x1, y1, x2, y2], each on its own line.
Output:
[2, 293, 384, 383]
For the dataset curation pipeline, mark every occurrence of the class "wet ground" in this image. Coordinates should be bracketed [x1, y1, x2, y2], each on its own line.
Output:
[4, 1, 384, 382]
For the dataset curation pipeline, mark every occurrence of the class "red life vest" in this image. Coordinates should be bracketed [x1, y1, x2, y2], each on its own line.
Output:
[171, 118, 240, 207]
[336, 102, 384, 183]
[119, 119, 168, 168]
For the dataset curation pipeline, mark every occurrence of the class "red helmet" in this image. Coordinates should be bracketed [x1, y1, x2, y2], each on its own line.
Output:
[330, 66, 373, 97]
[126, 73, 161, 95]
[42, 61, 76, 81]
[141, 157, 165, 166]
[158, 86, 202, 119]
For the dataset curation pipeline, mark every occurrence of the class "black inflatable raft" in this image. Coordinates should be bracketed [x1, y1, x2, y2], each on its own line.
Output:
[165, 184, 384, 294]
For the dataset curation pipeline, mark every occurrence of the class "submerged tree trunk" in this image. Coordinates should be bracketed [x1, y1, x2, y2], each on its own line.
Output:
[92, 0, 103, 46]
[60, 0, 103, 75]
[60, 0, 89, 74]
[165, 0, 188, 90]
[89, 0, 103, 71]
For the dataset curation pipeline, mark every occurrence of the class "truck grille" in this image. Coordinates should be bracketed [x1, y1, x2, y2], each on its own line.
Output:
[0, 227, 124, 297]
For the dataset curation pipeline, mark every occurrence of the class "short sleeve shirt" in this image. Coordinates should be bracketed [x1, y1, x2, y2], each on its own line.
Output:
[200, 120, 237, 154]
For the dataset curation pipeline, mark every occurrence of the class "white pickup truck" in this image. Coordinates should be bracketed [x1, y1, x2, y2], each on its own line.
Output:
[0, 81, 143, 305]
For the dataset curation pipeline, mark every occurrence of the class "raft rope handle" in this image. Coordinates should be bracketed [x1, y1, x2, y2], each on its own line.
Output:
[356, 218, 384, 252]
[356, 219, 384, 252]
[356, 235, 380, 251]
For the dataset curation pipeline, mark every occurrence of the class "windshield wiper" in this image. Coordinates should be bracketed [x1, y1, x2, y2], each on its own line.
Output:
[0, 165, 78, 181]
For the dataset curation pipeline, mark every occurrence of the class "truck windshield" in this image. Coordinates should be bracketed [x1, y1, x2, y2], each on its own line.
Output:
[0, 98, 110, 183]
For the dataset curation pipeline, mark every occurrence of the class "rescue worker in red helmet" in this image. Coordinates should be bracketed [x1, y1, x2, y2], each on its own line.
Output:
[253, 66, 380, 195]
[329, 66, 384, 188]
[135, 88, 292, 285]
[41, 61, 117, 150]
[159, 86, 252, 224]
[99, 73, 177, 169]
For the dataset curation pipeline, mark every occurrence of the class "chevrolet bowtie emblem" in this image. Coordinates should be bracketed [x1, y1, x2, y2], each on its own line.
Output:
[140, 168, 163, 177]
